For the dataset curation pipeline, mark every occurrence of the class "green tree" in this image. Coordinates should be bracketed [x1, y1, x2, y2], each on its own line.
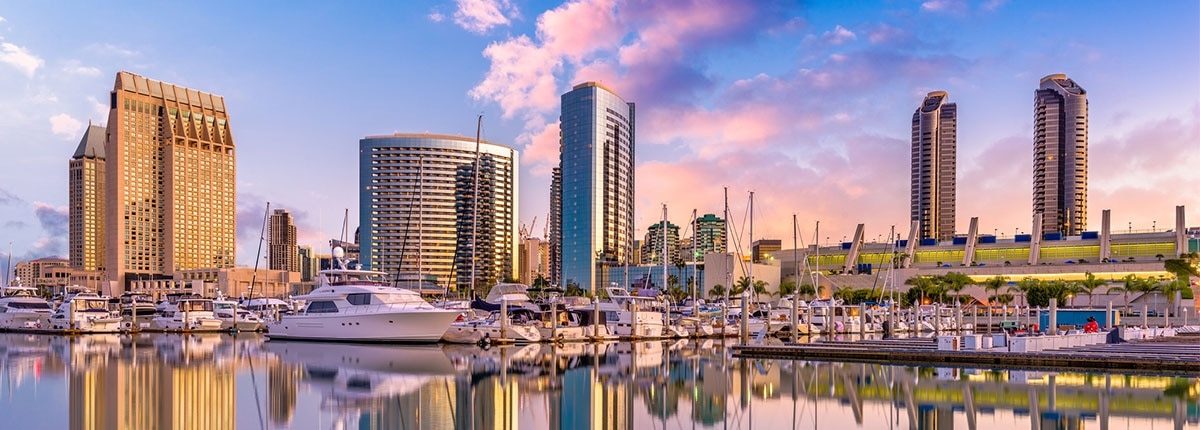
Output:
[708, 284, 726, 298]
[752, 279, 771, 302]
[904, 276, 944, 305]
[779, 280, 797, 298]
[797, 283, 817, 300]
[1107, 275, 1142, 315]
[941, 272, 974, 303]
[1076, 272, 1106, 308]
[1008, 277, 1039, 307]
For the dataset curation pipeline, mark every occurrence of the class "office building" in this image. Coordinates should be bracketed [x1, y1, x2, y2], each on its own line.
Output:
[1034, 73, 1088, 236]
[104, 71, 236, 292]
[69, 123, 106, 273]
[752, 239, 782, 264]
[911, 90, 957, 242]
[554, 82, 635, 293]
[518, 237, 549, 285]
[359, 133, 518, 294]
[268, 209, 298, 272]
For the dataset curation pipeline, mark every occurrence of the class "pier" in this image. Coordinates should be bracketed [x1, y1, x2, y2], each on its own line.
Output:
[734, 331, 1200, 375]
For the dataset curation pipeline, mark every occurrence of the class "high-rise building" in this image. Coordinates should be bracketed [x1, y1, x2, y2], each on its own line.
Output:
[554, 82, 635, 293]
[297, 245, 317, 282]
[1034, 73, 1088, 236]
[268, 209, 298, 272]
[911, 90, 957, 242]
[69, 123, 106, 272]
[548, 167, 562, 286]
[358, 133, 518, 294]
[104, 71, 236, 292]
[694, 213, 726, 256]
[640, 221, 680, 266]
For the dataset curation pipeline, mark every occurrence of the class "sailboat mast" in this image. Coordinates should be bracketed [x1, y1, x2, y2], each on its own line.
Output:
[723, 187, 730, 305]
[814, 221, 820, 298]
[691, 209, 698, 317]
[661, 204, 668, 293]
[749, 191, 754, 297]
[470, 114, 482, 297]
[418, 155, 423, 285]
[249, 202, 270, 299]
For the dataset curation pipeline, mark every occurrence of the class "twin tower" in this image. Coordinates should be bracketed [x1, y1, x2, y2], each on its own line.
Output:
[911, 73, 1088, 242]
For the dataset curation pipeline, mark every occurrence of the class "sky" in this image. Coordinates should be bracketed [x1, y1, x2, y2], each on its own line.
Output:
[0, 0, 1197, 267]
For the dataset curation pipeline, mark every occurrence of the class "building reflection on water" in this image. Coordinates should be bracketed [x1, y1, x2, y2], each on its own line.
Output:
[0, 332, 1197, 430]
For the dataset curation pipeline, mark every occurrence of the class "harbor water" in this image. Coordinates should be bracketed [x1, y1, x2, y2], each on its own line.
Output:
[0, 332, 1196, 429]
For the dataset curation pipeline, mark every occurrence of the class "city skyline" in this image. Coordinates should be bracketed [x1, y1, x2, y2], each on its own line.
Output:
[0, 1, 1196, 266]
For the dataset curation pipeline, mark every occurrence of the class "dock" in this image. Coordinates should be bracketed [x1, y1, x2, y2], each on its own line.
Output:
[734, 331, 1200, 375]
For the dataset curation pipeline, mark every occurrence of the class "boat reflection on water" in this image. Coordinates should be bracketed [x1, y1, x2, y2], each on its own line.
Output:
[0, 333, 1197, 430]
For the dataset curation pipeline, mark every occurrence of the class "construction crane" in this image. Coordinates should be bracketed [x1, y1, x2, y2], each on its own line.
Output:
[520, 215, 538, 239]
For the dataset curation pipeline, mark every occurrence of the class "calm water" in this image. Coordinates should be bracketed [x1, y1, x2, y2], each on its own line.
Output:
[0, 332, 1196, 430]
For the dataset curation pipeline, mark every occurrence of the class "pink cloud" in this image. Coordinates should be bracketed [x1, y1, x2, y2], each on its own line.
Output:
[822, 25, 857, 45]
[469, 35, 562, 119]
[921, 0, 967, 15]
[538, 0, 623, 60]
[519, 121, 561, 175]
[453, 0, 519, 34]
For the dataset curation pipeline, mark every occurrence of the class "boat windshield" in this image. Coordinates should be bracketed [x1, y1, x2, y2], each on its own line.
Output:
[6, 302, 52, 310]
[2, 287, 38, 298]
[214, 302, 236, 310]
[79, 299, 110, 311]
[373, 291, 429, 305]
[179, 300, 214, 312]
[323, 272, 388, 286]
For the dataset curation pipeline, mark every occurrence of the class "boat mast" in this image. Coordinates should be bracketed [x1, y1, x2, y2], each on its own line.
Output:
[470, 114, 481, 298]
[723, 187, 730, 308]
[691, 209, 698, 317]
[4, 242, 10, 287]
[749, 191, 754, 300]
[661, 203, 668, 294]
[249, 202, 270, 299]
[418, 155, 423, 287]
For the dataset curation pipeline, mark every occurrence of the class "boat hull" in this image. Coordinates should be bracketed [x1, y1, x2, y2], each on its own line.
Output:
[265, 308, 460, 342]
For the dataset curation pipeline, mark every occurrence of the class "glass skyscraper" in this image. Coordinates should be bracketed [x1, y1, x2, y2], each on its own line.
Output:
[1034, 73, 1088, 236]
[910, 90, 957, 242]
[553, 82, 635, 293]
[359, 133, 518, 294]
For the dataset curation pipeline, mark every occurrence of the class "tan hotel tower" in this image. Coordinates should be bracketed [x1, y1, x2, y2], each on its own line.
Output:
[104, 71, 236, 292]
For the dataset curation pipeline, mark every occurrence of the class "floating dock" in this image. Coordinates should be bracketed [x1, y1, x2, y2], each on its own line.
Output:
[734, 331, 1200, 375]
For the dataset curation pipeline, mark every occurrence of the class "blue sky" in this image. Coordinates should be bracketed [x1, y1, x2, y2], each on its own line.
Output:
[0, 0, 1196, 266]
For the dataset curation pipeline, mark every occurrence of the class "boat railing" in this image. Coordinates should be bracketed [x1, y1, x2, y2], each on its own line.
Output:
[338, 302, 436, 315]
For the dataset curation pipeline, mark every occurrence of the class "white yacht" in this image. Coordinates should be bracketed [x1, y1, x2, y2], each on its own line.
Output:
[265, 251, 461, 342]
[45, 287, 122, 333]
[213, 297, 264, 332]
[441, 283, 542, 344]
[0, 282, 54, 331]
[570, 285, 670, 339]
[116, 292, 157, 331]
[152, 294, 224, 332]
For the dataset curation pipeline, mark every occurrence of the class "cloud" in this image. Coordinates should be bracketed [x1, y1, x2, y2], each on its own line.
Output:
[62, 60, 101, 77]
[454, 0, 519, 34]
[0, 188, 19, 205]
[921, 0, 967, 14]
[981, 0, 1008, 12]
[3, 220, 27, 229]
[428, 11, 446, 22]
[87, 96, 109, 122]
[49, 113, 83, 140]
[0, 42, 44, 78]
[0, 16, 6, 23]
[88, 43, 139, 58]
[236, 196, 333, 265]
[27, 202, 68, 259]
[822, 25, 857, 45]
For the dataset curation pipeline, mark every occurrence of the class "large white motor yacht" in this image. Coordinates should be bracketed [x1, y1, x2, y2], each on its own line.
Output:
[0, 282, 54, 331]
[265, 248, 461, 342]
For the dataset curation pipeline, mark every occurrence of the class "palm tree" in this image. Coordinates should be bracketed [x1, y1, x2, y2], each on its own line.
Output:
[752, 279, 770, 303]
[797, 284, 816, 300]
[708, 284, 726, 298]
[941, 272, 974, 303]
[1107, 275, 1137, 315]
[1077, 272, 1106, 308]
[1158, 277, 1189, 316]
[1009, 277, 1039, 307]
[779, 280, 797, 299]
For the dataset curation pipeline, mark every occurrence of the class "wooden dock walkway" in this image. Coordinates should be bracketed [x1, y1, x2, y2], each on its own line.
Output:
[734, 334, 1200, 375]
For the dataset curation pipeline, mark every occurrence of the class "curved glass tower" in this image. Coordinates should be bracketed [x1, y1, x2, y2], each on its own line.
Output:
[1034, 74, 1088, 236]
[554, 82, 635, 293]
[911, 90, 957, 242]
[359, 133, 519, 294]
